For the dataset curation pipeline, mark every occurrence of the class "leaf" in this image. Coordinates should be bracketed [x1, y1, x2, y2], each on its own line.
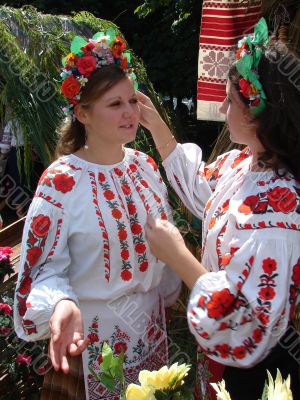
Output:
[100, 342, 113, 372]
[92, 32, 105, 41]
[100, 372, 115, 391]
[70, 36, 87, 56]
[236, 56, 253, 80]
[106, 27, 116, 43]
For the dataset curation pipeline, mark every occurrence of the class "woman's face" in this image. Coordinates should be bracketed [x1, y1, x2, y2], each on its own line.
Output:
[219, 80, 258, 146]
[78, 77, 140, 146]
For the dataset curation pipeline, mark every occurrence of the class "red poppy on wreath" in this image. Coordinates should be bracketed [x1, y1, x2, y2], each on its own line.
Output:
[53, 173, 75, 193]
[233, 345, 246, 359]
[239, 78, 251, 99]
[118, 229, 128, 241]
[112, 209, 122, 219]
[111, 36, 126, 59]
[81, 42, 95, 55]
[114, 341, 128, 355]
[61, 75, 81, 99]
[252, 328, 263, 343]
[292, 258, 300, 286]
[146, 156, 158, 171]
[135, 243, 146, 254]
[139, 261, 148, 272]
[131, 223, 142, 235]
[18, 275, 32, 295]
[206, 288, 235, 320]
[27, 247, 43, 266]
[76, 55, 97, 77]
[98, 172, 106, 182]
[262, 258, 277, 275]
[120, 249, 129, 260]
[259, 286, 275, 301]
[267, 186, 297, 213]
[121, 269, 132, 281]
[236, 41, 249, 60]
[216, 343, 230, 358]
[104, 190, 115, 201]
[31, 215, 51, 238]
[88, 332, 99, 343]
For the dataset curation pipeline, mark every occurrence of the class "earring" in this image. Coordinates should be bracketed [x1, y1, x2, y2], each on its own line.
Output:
[84, 133, 88, 150]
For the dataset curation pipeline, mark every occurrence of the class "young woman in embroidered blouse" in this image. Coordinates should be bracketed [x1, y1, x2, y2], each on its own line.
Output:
[14, 63, 181, 398]
[140, 39, 300, 399]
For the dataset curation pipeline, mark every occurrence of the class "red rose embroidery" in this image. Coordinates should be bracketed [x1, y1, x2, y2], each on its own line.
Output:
[146, 156, 158, 171]
[18, 276, 32, 295]
[76, 55, 97, 77]
[259, 287, 275, 301]
[17, 295, 27, 317]
[121, 249, 129, 260]
[135, 243, 146, 254]
[257, 312, 270, 325]
[53, 173, 75, 193]
[114, 342, 128, 355]
[140, 179, 148, 188]
[121, 270, 132, 281]
[206, 288, 235, 320]
[104, 190, 115, 201]
[112, 209, 122, 219]
[61, 75, 81, 99]
[231, 152, 249, 169]
[267, 187, 297, 213]
[127, 203, 136, 215]
[88, 332, 99, 343]
[91, 322, 98, 329]
[129, 164, 137, 172]
[27, 247, 42, 266]
[139, 261, 148, 272]
[216, 343, 230, 358]
[118, 229, 128, 241]
[262, 258, 277, 275]
[98, 173, 106, 182]
[114, 168, 123, 177]
[252, 328, 263, 343]
[131, 223, 142, 235]
[238, 195, 260, 214]
[233, 345, 246, 359]
[31, 215, 51, 237]
[121, 184, 131, 195]
[161, 212, 167, 220]
[154, 194, 161, 203]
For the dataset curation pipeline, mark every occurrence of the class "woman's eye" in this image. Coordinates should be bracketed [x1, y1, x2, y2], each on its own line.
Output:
[130, 99, 138, 104]
[110, 102, 121, 107]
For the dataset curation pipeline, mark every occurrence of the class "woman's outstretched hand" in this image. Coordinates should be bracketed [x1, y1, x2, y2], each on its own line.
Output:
[49, 299, 90, 374]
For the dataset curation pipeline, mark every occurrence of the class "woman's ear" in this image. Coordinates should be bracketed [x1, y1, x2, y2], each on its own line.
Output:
[74, 104, 89, 125]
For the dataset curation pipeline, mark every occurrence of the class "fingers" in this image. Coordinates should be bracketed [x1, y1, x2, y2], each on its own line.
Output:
[68, 338, 90, 356]
[136, 90, 151, 104]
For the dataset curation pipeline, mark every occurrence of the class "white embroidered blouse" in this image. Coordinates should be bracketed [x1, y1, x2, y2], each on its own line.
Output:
[163, 143, 300, 367]
[14, 148, 181, 341]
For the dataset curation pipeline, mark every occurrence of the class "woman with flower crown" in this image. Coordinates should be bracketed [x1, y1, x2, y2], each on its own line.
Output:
[140, 18, 300, 400]
[13, 30, 181, 399]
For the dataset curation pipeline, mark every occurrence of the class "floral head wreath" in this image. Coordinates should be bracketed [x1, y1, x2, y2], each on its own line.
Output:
[235, 17, 269, 115]
[60, 28, 138, 118]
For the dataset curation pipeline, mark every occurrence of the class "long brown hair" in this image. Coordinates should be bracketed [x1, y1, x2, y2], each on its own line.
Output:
[56, 65, 128, 157]
[228, 41, 300, 180]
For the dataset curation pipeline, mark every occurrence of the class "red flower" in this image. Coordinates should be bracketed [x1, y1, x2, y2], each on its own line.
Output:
[88, 332, 99, 343]
[206, 288, 235, 320]
[140, 179, 148, 188]
[111, 36, 126, 59]
[0, 303, 12, 315]
[31, 215, 51, 237]
[267, 187, 297, 213]
[154, 194, 161, 203]
[259, 287, 275, 301]
[129, 164, 137, 172]
[121, 270, 132, 281]
[135, 243, 146, 254]
[23, 320, 37, 335]
[114, 168, 123, 177]
[239, 78, 250, 99]
[27, 247, 42, 266]
[81, 42, 95, 55]
[251, 98, 260, 107]
[17, 295, 27, 317]
[120, 57, 128, 69]
[114, 341, 128, 355]
[127, 203, 136, 215]
[253, 328, 263, 343]
[112, 209, 122, 219]
[161, 212, 167, 220]
[262, 258, 277, 275]
[53, 173, 75, 193]
[146, 156, 158, 171]
[233, 345, 246, 359]
[121, 184, 131, 195]
[16, 354, 32, 366]
[216, 343, 230, 358]
[104, 190, 115, 201]
[139, 261, 148, 272]
[231, 153, 249, 169]
[61, 75, 81, 99]
[91, 322, 98, 329]
[76, 55, 97, 77]
[98, 172, 106, 182]
[118, 229, 128, 241]
[238, 195, 260, 214]
[219, 322, 229, 331]
[257, 312, 269, 325]
[121, 249, 129, 260]
[18, 276, 32, 295]
[131, 223, 142, 235]
[292, 259, 300, 286]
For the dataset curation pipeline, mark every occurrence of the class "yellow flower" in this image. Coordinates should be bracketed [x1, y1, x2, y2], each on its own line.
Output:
[211, 380, 232, 400]
[266, 369, 293, 400]
[139, 362, 190, 391]
[125, 384, 155, 400]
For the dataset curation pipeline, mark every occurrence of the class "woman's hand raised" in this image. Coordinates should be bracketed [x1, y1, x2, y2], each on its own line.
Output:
[49, 299, 90, 374]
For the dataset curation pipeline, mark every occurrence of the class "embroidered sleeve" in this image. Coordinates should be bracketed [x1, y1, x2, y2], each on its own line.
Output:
[162, 143, 235, 219]
[187, 233, 300, 367]
[14, 196, 78, 341]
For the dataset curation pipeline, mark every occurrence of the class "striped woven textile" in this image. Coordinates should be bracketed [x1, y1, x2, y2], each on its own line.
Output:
[197, 0, 262, 121]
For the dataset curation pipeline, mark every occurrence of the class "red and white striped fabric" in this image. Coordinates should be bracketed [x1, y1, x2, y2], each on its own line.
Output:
[197, 0, 262, 121]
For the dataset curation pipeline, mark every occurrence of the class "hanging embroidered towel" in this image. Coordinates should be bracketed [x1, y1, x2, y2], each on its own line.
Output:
[197, 0, 262, 121]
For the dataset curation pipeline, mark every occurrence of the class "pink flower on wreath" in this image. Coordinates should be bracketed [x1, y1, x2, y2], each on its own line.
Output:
[0, 303, 12, 315]
[0, 247, 13, 262]
[16, 354, 32, 366]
